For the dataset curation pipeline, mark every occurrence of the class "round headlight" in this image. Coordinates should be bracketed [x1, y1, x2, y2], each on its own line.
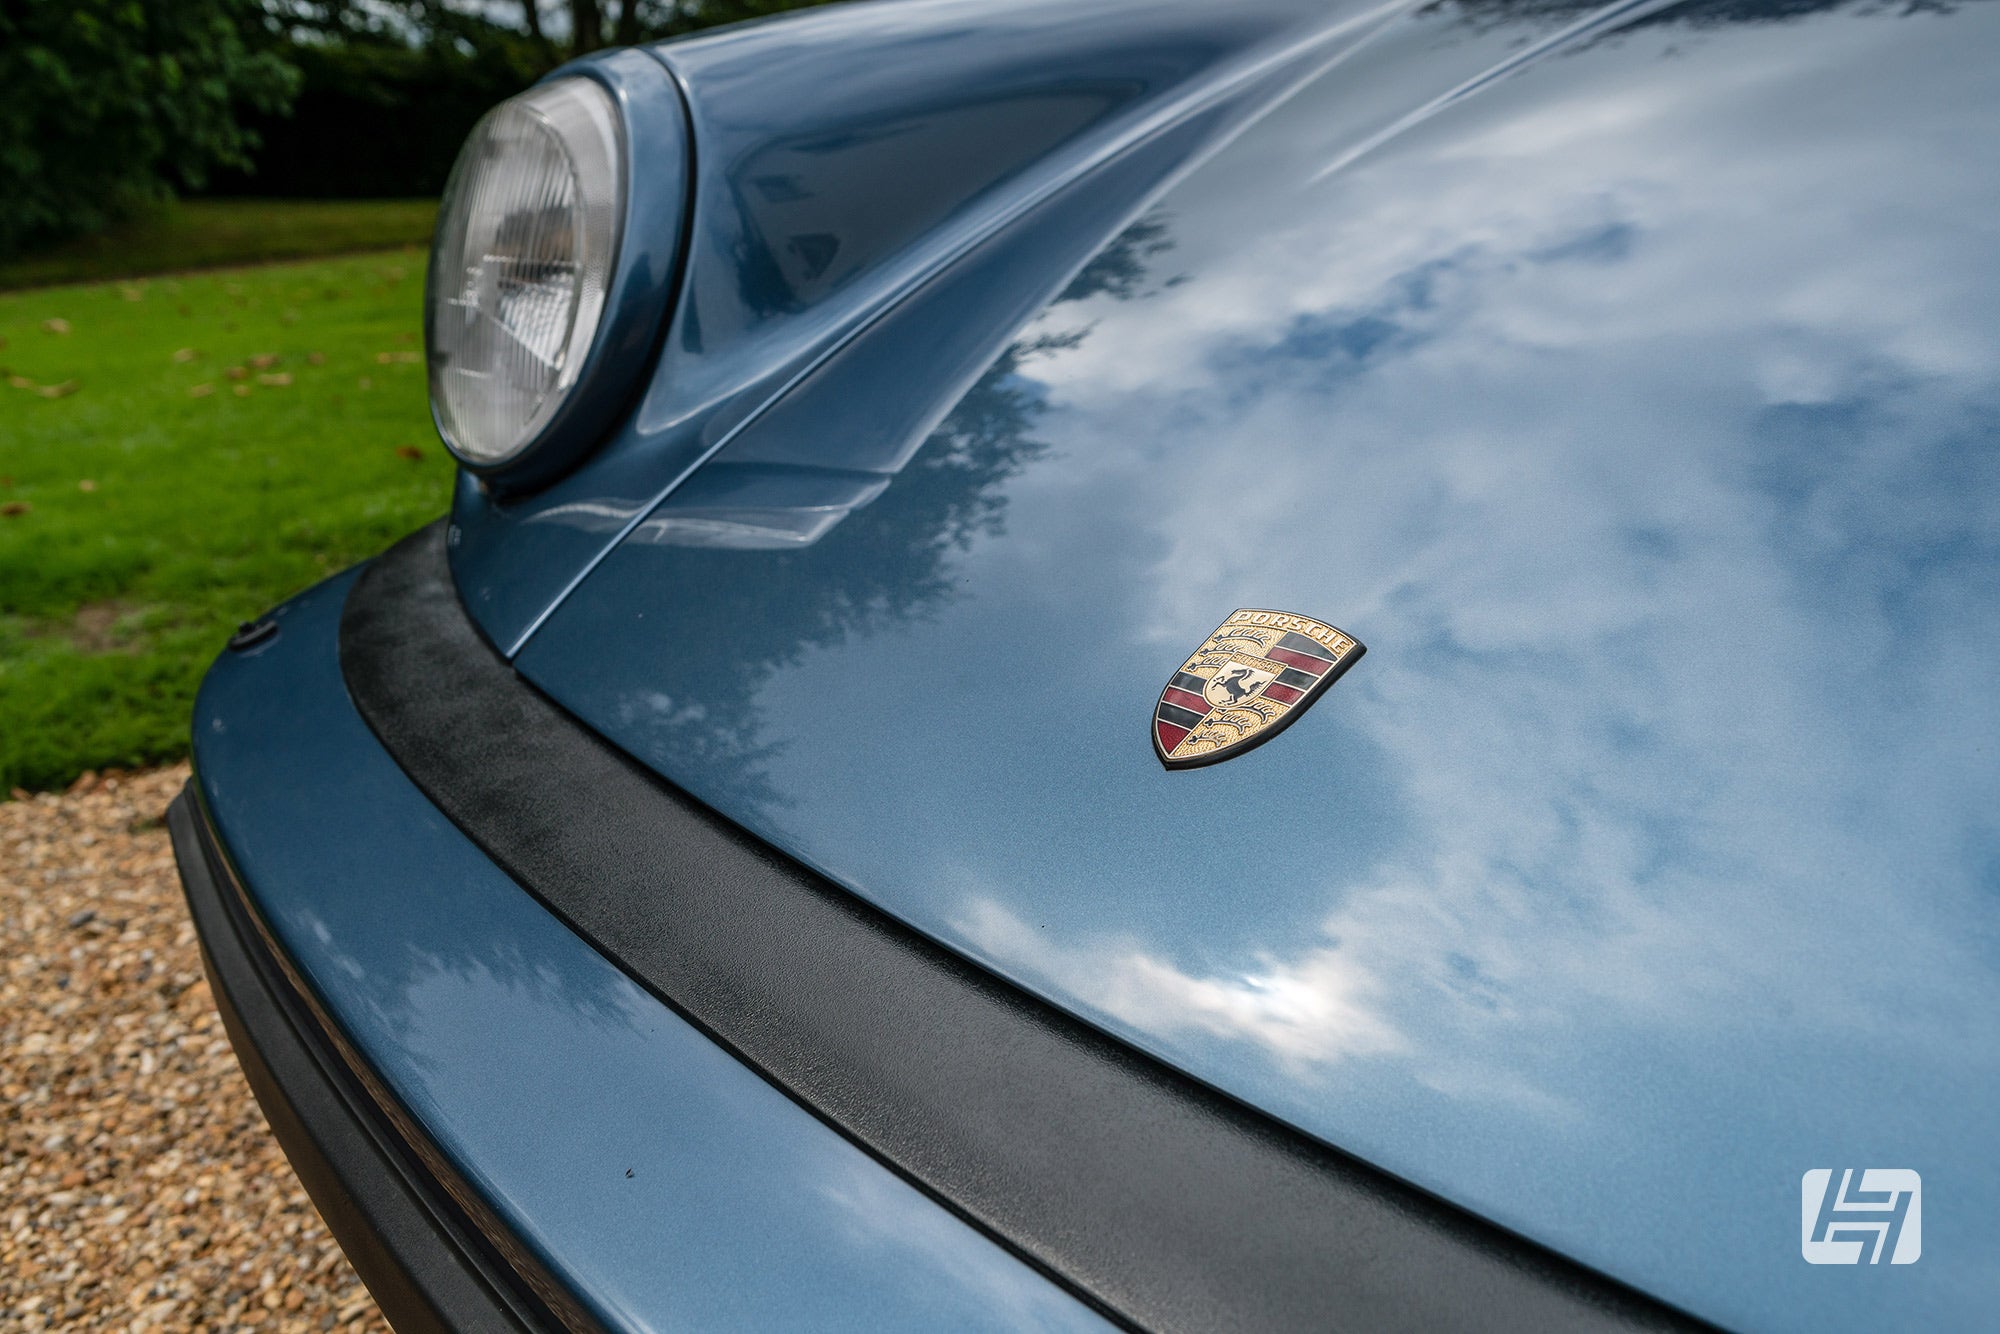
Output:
[427, 78, 625, 470]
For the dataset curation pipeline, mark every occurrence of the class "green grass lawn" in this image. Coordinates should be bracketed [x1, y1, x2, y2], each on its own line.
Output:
[0, 199, 439, 292]
[0, 251, 452, 790]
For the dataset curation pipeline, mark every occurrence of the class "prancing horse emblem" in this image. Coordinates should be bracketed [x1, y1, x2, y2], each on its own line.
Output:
[1153, 609, 1364, 768]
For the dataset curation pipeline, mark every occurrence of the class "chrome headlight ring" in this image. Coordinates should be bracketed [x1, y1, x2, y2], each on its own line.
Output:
[425, 50, 688, 490]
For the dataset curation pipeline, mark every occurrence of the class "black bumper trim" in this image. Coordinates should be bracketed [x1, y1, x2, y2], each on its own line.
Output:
[340, 521, 1706, 1334]
[169, 788, 571, 1334]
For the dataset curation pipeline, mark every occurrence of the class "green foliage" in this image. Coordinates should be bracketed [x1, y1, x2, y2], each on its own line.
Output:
[206, 36, 543, 199]
[0, 198, 436, 291]
[0, 250, 450, 790]
[0, 0, 299, 254]
[646, 0, 840, 41]
[212, 1, 846, 200]
[0, 0, 853, 244]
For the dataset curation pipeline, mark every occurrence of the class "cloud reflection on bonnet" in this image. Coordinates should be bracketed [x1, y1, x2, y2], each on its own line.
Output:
[518, 0, 2000, 1326]
[966, 0, 2000, 1075]
[930, 2, 2000, 1323]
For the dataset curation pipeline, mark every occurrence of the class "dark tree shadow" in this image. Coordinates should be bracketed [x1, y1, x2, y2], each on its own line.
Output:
[609, 214, 1179, 814]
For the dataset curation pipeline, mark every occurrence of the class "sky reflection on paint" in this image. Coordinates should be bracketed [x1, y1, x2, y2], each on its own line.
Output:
[533, 2, 2000, 1327]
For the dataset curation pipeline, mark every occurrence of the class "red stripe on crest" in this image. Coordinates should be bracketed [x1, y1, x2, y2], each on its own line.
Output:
[1162, 687, 1211, 715]
[1156, 721, 1190, 754]
[1262, 681, 1305, 705]
[1267, 647, 1332, 674]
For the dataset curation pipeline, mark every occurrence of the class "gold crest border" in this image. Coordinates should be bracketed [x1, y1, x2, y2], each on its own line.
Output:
[1155, 609, 1364, 769]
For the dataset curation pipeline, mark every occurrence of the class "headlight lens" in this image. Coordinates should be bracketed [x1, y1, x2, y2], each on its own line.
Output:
[427, 78, 625, 469]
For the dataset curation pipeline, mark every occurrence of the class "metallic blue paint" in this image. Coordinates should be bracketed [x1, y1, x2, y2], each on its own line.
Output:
[515, 0, 2000, 1328]
[190, 572, 1108, 1331]
[433, 48, 691, 494]
[447, 0, 1415, 651]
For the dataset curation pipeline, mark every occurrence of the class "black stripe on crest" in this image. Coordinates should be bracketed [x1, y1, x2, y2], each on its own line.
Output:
[1276, 631, 1339, 662]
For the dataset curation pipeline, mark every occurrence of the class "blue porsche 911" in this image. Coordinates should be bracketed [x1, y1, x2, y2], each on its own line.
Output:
[169, 0, 1999, 1328]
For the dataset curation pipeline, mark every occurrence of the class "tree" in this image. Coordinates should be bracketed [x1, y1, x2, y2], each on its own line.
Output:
[0, 0, 299, 254]
[572, 0, 605, 52]
[525, 0, 837, 57]
[205, 0, 848, 202]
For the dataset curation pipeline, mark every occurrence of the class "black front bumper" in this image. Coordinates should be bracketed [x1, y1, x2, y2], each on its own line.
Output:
[168, 788, 559, 1334]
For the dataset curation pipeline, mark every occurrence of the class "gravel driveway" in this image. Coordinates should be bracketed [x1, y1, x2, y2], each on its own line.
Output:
[2, 765, 389, 1332]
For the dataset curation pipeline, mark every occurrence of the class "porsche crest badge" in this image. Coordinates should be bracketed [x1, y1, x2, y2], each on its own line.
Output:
[1153, 610, 1364, 768]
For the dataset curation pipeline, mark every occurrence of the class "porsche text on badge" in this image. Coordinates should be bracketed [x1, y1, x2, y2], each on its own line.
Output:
[1153, 610, 1364, 768]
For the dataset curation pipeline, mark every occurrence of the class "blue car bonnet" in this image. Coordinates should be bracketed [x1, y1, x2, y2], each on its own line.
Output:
[511, 0, 2000, 1328]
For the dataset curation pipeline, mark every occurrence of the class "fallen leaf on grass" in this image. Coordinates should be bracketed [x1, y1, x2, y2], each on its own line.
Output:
[374, 351, 421, 364]
[232, 385, 251, 398]
[225, 366, 248, 381]
[43, 317, 71, 335]
[78, 479, 97, 492]
[188, 384, 214, 398]
[258, 372, 293, 387]
[172, 348, 198, 363]
[8, 375, 34, 390]
[248, 353, 280, 369]
[37, 381, 79, 399]
[306, 351, 326, 366]
[1, 502, 30, 518]
[395, 446, 424, 462]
